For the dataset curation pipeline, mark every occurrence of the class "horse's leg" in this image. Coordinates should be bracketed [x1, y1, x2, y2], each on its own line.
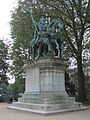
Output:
[31, 46, 35, 60]
[47, 40, 51, 56]
[55, 39, 59, 50]
[61, 42, 64, 58]
[48, 42, 54, 57]
[43, 43, 47, 57]
[42, 44, 45, 57]
[36, 42, 42, 58]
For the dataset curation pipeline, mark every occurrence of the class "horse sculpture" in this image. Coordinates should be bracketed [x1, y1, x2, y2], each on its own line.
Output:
[47, 18, 63, 57]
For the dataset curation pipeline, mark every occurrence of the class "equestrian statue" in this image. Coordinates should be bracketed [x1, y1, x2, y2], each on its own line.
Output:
[29, 7, 64, 60]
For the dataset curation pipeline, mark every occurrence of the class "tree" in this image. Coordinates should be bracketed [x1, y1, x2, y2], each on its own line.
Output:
[10, 0, 41, 81]
[0, 40, 9, 85]
[10, 0, 90, 102]
[10, 3, 30, 80]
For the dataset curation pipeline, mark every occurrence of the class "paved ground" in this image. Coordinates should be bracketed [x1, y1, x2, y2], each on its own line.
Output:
[0, 103, 90, 120]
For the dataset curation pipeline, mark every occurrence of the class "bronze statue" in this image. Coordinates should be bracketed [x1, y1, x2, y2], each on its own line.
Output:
[29, 6, 64, 60]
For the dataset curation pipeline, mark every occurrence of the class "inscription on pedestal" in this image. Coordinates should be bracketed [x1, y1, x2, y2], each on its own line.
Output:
[26, 68, 40, 93]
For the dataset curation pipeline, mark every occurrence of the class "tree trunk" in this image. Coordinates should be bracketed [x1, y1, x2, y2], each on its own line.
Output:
[77, 56, 86, 103]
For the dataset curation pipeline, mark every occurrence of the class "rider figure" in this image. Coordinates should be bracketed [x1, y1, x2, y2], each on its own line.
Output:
[36, 16, 49, 57]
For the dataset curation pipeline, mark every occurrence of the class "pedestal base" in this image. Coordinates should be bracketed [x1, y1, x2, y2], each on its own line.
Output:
[8, 58, 87, 114]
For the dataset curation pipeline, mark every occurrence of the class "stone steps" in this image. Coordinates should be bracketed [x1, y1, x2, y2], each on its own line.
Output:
[11, 101, 82, 112]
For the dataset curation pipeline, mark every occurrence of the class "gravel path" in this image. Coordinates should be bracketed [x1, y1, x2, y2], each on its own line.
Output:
[0, 103, 90, 120]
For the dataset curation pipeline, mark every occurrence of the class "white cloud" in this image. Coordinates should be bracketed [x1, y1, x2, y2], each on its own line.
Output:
[0, 0, 18, 40]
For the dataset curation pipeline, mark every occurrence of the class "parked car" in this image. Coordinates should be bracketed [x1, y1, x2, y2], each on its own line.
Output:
[0, 92, 18, 103]
[0, 94, 4, 102]
[0, 93, 8, 102]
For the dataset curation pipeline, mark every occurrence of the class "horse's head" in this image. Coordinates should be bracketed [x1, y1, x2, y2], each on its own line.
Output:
[48, 18, 63, 35]
[54, 18, 63, 33]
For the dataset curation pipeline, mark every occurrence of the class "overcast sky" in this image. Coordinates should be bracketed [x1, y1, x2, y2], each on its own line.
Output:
[0, 0, 18, 41]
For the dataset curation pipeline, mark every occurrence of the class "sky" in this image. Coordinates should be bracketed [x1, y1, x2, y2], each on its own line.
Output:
[0, 0, 18, 41]
[0, 0, 18, 84]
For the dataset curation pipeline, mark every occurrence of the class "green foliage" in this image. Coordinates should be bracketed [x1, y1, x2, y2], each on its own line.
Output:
[38, 0, 90, 59]
[0, 40, 9, 85]
[10, 6, 30, 80]
[10, 0, 41, 80]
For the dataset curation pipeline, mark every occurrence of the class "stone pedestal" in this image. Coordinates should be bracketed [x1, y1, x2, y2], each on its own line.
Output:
[8, 58, 87, 114]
